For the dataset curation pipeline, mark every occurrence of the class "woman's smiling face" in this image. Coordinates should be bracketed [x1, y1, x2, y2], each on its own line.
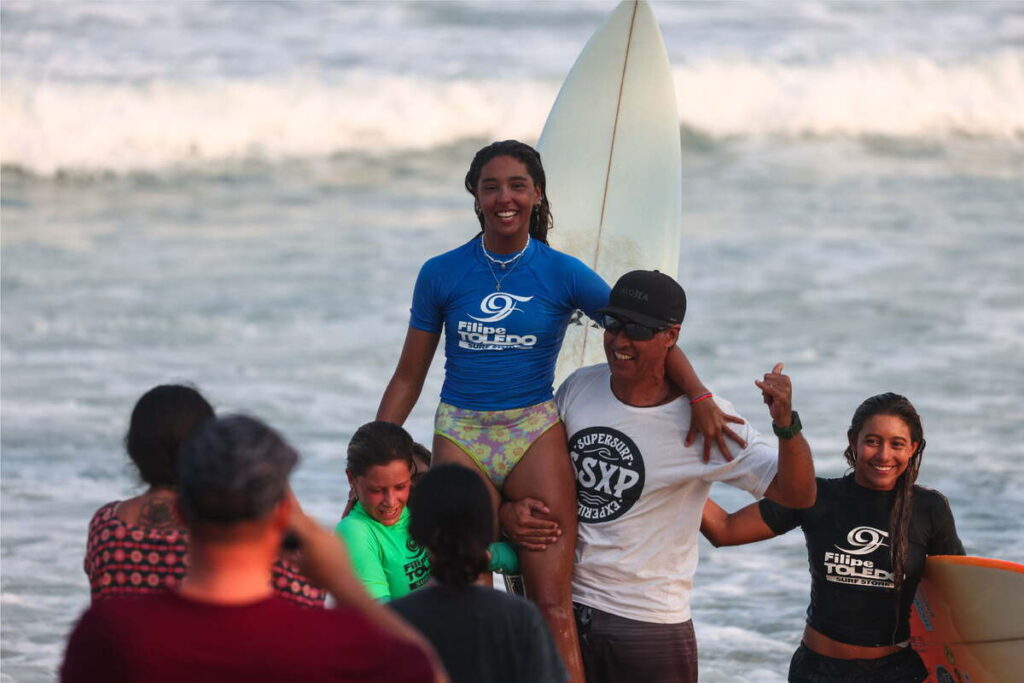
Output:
[348, 459, 413, 526]
[851, 414, 919, 491]
[474, 155, 541, 246]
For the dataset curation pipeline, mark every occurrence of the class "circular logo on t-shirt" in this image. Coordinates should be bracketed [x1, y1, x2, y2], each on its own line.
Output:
[568, 427, 645, 523]
[406, 537, 421, 553]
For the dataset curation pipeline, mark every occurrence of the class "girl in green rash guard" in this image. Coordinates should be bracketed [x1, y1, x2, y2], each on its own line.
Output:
[336, 421, 518, 601]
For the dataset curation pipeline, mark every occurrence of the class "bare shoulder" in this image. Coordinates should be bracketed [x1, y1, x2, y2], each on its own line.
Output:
[116, 492, 182, 530]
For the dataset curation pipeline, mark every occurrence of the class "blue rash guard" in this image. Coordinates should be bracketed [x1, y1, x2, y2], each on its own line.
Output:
[410, 237, 610, 411]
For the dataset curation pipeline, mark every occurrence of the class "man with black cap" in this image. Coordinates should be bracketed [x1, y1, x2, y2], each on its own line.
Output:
[61, 414, 442, 683]
[514, 270, 816, 683]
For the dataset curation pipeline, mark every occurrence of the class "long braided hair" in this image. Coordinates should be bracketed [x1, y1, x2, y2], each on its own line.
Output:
[843, 392, 925, 596]
[464, 140, 553, 244]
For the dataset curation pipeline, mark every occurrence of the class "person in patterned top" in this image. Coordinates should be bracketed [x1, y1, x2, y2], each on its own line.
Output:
[63, 414, 440, 683]
[83, 384, 325, 607]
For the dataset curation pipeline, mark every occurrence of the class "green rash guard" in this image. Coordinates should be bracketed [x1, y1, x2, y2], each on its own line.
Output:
[336, 503, 430, 602]
[336, 503, 521, 602]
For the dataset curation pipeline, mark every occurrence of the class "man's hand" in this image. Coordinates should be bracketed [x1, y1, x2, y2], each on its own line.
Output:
[758, 363, 816, 510]
[755, 362, 793, 427]
[685, 396, 746, 463]
[283, 489, 355, 594]
[284, 490, 450, 682]
[498, 498, 560, 551]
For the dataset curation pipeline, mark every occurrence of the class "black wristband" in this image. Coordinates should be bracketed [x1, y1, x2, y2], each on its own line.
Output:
[772, 411, 802, 439]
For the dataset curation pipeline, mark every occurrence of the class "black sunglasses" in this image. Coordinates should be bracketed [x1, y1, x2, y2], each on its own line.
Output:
[602, 315, 665, 341]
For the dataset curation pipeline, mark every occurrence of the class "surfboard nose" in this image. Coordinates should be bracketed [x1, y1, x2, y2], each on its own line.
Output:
[538, 0, 683, 387]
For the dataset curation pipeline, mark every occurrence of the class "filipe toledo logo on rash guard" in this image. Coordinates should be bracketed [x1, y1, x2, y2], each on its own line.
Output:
[569, 427, 645, 523]
[458, 292, 537, 351]
[823, 526, 894, 588]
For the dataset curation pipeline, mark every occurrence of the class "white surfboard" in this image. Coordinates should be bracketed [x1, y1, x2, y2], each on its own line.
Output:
[539, 0, 682, 387]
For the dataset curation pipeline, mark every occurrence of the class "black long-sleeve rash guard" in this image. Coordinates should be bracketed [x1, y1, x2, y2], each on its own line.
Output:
[759, 474, 964, 647]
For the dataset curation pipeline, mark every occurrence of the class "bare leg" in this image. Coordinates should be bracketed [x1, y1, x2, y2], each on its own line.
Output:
[431, 434, 502, 529]
[432, 429, 584, 682]
[430, 436, 503, 589]
[503, 423, 584, 683]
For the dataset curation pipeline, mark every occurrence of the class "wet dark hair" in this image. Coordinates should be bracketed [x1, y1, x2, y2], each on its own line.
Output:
[464, 139, 552, 244]
[178, 415, 298, 525]
[346, 421, 415, 477]
[124, 384, 215, 487]
[843, 392, 925, 596]
[411, 442, 431, 486]
[408, 464, 492, 590]
[411, 442, 432, 469]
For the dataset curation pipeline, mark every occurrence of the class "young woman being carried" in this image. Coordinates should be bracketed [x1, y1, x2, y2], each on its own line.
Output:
[378, 140, 743, 680]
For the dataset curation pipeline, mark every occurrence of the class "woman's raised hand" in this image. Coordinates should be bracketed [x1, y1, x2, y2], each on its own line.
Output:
[686, 399, 746, 463]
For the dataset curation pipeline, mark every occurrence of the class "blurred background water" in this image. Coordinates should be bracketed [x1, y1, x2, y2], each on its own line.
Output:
[2, 2, 1022, 681]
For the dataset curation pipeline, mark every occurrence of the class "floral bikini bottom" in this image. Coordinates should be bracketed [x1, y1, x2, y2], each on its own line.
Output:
[434, 399, 561, 488]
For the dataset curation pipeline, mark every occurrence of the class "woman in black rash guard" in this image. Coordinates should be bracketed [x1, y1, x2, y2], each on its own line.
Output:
[701, 393, 964, 683]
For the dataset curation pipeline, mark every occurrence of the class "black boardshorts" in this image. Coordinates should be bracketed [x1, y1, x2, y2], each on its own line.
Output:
[788, 642, 928, 683]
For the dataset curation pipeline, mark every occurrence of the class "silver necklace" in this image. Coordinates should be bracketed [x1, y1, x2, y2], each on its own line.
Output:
[480, 234, 530, 269]
[481, 236, 529, 291]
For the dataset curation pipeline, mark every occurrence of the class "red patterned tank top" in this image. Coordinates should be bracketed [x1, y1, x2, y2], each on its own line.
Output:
[84, 501, 326, 608]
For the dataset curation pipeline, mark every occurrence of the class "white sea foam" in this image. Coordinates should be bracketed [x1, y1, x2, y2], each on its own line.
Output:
[0, 74, 555, 176]
[698, 625, 793, 653]
[3, 53, 1022, 175]
[675, 52, 1024, 139]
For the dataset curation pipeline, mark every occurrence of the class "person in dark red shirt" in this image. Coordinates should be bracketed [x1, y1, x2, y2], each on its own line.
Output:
[62, 414, 444, 683]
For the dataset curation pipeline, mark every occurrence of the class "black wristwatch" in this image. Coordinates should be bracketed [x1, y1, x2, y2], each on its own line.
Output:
[773, 411, 802, 439]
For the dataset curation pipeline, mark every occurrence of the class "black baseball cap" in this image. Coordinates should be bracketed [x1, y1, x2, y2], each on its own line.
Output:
[597, 270, 686, 328]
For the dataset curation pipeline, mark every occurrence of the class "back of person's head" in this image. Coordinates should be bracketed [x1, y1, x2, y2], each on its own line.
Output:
[125, 384, 214, 487]
[407, 464, 492, 590]
[178, 415, 297, 530]
[346, 421, 415, 476]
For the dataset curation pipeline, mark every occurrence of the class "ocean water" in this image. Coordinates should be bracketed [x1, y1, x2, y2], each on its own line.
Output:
[2, 1, 1022, 681]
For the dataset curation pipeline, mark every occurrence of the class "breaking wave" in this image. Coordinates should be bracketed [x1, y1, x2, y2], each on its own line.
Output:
[3, 53, 1021, 175]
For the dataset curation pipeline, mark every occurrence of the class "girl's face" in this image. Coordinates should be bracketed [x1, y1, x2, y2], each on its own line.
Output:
[851, 414, 918, 491]
[348, 460, 413, 526]
[474, 155, 542, 245]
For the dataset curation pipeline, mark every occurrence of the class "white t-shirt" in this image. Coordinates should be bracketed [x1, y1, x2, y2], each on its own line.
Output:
[556, 364, 778, 624]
